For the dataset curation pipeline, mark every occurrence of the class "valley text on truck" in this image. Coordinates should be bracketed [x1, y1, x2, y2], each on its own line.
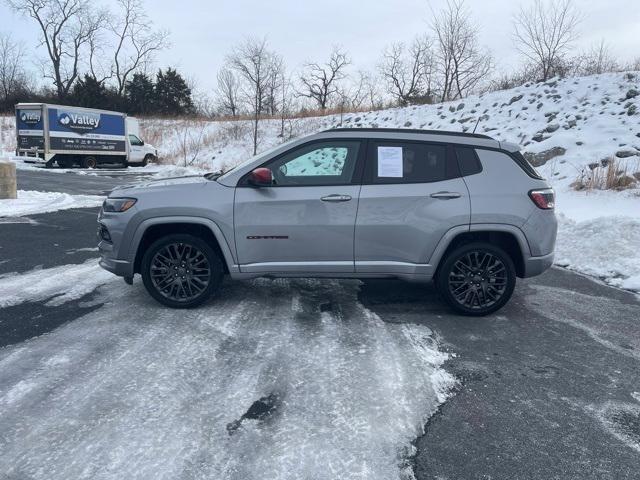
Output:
[14, 103, 158, 168]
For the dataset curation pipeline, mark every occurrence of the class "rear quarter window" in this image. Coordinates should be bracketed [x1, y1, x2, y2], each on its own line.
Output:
[511, 151, 544, 180]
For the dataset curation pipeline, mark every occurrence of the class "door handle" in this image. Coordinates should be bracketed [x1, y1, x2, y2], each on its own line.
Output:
[320, 194, 352, 202]
[430, 191, 461, 199]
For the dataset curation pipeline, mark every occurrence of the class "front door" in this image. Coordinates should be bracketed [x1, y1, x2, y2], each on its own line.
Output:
[355, 140, 471, 275]
[128, 134, 145, 162]
[234, 140, 363, 274]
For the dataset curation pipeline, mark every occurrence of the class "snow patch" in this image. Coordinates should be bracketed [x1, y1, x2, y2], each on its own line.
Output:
[0, 190, 104, 217]
[0, 278, 454, 480]
[0, 259, 115, 307]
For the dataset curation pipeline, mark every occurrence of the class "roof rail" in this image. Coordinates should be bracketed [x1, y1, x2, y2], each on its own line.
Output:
[325, 127, 493, 140]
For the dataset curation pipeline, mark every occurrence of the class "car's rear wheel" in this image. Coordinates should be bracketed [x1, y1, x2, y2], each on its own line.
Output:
[141, 234, 223, 308]
[436, 242, 516, 316]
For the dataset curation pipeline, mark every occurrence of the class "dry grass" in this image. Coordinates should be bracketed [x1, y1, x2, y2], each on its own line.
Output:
[572, 156, 640, 191]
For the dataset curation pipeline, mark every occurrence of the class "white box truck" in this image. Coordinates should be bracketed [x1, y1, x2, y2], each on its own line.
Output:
[15, 103, 158, 168]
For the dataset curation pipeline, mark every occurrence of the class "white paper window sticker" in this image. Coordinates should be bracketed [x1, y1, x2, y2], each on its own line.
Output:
[377, 146, 403, 177]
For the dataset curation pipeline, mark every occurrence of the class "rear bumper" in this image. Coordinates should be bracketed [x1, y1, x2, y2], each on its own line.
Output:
[523, 252, 554, 278]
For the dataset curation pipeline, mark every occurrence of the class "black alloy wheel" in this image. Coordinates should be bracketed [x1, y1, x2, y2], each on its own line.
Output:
[141, 234, 223, 308]
[436, 243, 516, 316]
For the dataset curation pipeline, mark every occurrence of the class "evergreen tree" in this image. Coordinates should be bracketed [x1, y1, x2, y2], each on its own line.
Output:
[125, 72, 156, 115]
[71, 75, 111, 109]
[154, 68, 194, 115]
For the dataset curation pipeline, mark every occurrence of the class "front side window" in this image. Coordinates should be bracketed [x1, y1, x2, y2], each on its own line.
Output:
[129, 134, 143, 146]
[262, 141, 360, 186]
[366, 141, 456, 184]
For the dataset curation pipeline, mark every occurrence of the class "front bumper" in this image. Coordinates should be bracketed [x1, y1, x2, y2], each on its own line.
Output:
[98, 234, 134, 277]
[523, 251, 554, 278]
[99, 254, 133, 277]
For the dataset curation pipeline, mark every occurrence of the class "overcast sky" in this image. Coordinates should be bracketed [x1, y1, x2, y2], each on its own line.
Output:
[1, 0, 638, 93]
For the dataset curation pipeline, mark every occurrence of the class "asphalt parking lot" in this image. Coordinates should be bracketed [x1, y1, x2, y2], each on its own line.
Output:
[1, 168, 639, 480]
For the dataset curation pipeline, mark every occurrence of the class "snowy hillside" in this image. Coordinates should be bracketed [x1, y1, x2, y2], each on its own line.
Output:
[137, 72, 640, 187]
[1, 71, 639, 291]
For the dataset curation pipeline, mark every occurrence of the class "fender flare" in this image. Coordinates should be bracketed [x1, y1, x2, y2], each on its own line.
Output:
[127, 216, 238, 274]
[428, 223, 531, 268]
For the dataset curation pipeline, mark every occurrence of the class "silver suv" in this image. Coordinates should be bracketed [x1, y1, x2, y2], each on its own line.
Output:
[98, 128, 557, 315]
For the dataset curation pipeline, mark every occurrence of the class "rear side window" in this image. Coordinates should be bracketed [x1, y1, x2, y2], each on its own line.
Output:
[366, 141, 456, 184]
[455, 147, 482, 176]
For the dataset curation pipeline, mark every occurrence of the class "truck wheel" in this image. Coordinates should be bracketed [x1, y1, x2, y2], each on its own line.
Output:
[82, 156, 97, 169]
[435, 242, 516, 316]
[141, 234, 224, 308]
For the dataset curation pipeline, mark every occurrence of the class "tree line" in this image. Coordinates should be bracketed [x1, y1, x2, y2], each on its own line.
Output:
[1, 0, 638, 133]
[0, 0, 191, 114]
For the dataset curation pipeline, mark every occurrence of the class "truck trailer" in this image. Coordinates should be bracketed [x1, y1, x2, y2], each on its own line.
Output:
[15, 103, 158, 168]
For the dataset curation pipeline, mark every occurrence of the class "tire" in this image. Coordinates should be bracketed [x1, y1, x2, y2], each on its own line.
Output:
[141, 234, 224, 308]
[81, 156, 97, 169]
[435, 242, 516, 316]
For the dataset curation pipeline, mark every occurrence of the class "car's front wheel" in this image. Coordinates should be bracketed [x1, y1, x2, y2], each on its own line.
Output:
[436, 242, 516, 316]
[141, 234, 224, 308]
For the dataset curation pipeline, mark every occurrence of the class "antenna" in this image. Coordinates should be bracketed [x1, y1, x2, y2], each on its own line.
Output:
[472, 116, 482, 134]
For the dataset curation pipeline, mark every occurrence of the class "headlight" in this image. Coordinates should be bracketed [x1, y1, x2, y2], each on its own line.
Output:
[102, 197, 137, 212]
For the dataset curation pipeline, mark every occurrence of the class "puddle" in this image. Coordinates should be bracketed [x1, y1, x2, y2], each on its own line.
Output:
[227, 393, 280, 435]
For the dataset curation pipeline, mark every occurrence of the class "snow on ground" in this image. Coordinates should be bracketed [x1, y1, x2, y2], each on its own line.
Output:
[0, 259, 114, 307]
[0, 190, 104, 218]
[552, 188, 640, 291]
[0, 275, 455, 480]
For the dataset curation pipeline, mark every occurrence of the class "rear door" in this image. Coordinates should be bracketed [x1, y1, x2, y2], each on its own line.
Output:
[234, 140, 364, 274]
[355, 140, 470, 275]
[15, 106, 45, 154]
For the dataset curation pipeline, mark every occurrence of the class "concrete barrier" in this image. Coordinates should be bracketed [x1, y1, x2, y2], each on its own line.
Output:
[0, 161, 17, 199]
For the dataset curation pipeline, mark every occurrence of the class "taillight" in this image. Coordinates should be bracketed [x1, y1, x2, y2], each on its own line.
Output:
[528, 188, 555, 209]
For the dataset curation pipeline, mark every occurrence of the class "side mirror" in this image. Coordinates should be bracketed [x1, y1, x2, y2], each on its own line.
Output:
[248, 167, 273, 187]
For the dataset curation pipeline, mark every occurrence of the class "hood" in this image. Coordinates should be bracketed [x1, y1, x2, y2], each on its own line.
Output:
[110, 174, 209, 197]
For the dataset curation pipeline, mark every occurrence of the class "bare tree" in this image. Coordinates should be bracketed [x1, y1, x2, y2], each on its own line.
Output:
[216, 67, 240, 117]
[227, 37, 278, 155]
[279, 72, 294, 138]
[575, 39, 619, 76]
[513, 0, 582, 81]
[109, 0, 169, 96]
[0, 32, 26, 106]
[7, 0, 105, 98]
[298, 47, 350, 110]
[379, 36, 434, 106]
[432, 0, 493, 102]
[176, 119, 208, 166]
[348, 70, 369, 110]
[264, 54, 284, 116]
